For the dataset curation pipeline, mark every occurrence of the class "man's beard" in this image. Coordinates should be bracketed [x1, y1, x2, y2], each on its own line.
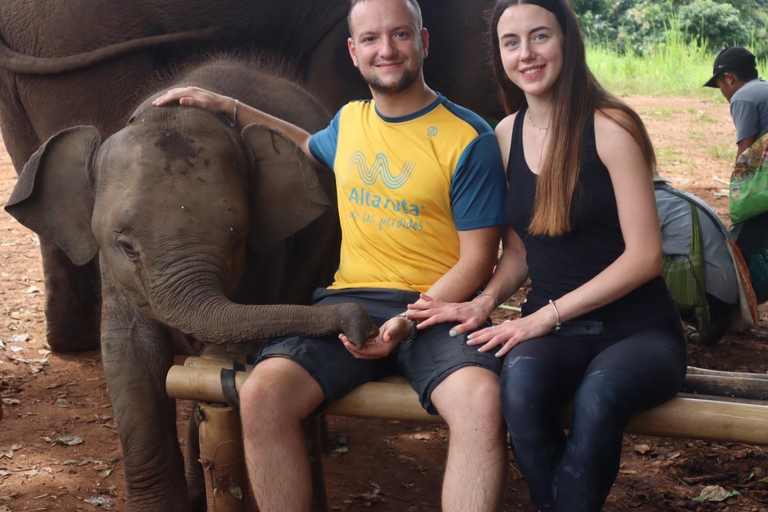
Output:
[363, 66, 420, 95]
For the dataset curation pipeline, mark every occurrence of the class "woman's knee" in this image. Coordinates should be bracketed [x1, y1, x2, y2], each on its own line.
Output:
[570, 369, 639, 431]
[501, 356, 558, 425]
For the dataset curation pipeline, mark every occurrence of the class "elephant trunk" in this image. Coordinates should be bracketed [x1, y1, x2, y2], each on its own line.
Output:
[156, 284, 378, 347]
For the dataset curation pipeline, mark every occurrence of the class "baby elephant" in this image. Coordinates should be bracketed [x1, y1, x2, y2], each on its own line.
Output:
[5, 56, 377, 512]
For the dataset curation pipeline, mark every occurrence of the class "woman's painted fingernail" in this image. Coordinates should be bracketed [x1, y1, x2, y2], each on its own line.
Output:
[466, 333, 472, 340]
[449, 329, 457, 337]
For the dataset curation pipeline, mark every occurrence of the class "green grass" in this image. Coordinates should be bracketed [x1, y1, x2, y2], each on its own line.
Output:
[655, 146, 695, 167]
[640, 106, 676, 120]
[586, 34, 768, 98]
[704, 143, 734, 162]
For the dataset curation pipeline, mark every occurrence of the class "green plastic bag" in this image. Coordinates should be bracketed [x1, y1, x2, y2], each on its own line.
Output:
[661, 204, 710, 336]
[730, 133, 768, 224]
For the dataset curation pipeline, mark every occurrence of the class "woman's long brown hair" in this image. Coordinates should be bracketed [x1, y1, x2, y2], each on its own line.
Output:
[489, 0, 656, 237]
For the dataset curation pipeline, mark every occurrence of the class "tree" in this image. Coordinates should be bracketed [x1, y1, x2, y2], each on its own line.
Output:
[679, 0, 750, 50]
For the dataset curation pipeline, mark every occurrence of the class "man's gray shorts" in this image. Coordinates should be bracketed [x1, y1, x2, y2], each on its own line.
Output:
[256, 288, 502, 414]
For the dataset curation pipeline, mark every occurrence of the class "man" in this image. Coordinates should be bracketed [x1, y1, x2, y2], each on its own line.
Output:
[154, 0, 508, 510]
[704, 46, 768, 304]
[704, 46, 768, 160]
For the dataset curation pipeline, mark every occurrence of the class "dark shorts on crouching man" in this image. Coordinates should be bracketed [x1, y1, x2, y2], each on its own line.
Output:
[256, 287, 502, 415]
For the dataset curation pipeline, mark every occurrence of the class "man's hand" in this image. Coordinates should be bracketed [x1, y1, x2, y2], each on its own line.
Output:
[153, 86, 232, 116]
[340, 316, 412, 359]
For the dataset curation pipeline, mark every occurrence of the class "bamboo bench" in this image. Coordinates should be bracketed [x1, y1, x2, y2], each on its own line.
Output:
[166, 354, 768, 511]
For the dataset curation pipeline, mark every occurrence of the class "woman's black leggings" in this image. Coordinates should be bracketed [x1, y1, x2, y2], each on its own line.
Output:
[501, 323, 687, 512]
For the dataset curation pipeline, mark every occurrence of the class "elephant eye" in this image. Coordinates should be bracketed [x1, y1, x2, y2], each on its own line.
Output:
[118, 240, 140, 260]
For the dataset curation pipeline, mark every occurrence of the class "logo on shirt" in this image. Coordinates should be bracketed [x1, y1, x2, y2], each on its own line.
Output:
[427, 126, 438, 137]
[345, 151, 415, 190]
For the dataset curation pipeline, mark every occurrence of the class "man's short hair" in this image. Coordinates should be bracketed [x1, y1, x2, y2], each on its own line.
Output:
[731, 68, 759, 83]
[347, 0, 423, 36]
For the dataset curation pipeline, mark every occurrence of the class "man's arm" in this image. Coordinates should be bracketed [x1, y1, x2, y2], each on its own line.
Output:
[736, 134, 758, 162]
[730, 97, 759, 163]
[153, 86, 322, 168]
[422, 226, 502, 303]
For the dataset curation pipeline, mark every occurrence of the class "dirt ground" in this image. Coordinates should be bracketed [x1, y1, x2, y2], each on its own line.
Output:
[1, 95, 767, 512]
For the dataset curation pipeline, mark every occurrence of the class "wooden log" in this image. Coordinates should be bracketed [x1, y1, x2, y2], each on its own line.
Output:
[197, 403, 246, 512]
[682, 374, 768, 401]
[166, 365, 768, 445]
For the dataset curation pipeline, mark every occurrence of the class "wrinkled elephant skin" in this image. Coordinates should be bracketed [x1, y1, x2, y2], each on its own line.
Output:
[5, 58, 378, 512]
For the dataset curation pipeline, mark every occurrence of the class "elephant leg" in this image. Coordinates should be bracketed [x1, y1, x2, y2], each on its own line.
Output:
[0, 77, 101, 352]
[100, 272, 189, 511]
[186, 406, 207, 512]
[40, 240, 101, 352]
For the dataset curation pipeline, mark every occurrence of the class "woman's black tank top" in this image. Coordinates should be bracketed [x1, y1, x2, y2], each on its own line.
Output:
[505, 106, 677, 324]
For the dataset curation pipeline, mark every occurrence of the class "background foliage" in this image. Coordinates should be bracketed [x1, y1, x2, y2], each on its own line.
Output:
[574, 0, 768, 58]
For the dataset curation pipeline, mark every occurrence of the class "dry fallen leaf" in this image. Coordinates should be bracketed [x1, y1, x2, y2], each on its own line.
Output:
[694, 485, 740, 502]
[633, 444, 651, 455]
[56, 433, 84, 446]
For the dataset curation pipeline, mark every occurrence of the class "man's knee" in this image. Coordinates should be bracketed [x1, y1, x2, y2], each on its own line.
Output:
[239, 357, 323, 432]
[433, 367, 503, 434]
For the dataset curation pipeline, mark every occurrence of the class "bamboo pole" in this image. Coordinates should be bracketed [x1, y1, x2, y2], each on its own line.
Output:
[174, 357, 768, 401]
[197, 403, 247, 512]
[304, 416, 329, 512]
[167, 365, 768, 444]
[687, 366, 768, 380]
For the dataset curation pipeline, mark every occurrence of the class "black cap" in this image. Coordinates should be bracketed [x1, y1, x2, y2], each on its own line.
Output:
[704, 46, 757, 87]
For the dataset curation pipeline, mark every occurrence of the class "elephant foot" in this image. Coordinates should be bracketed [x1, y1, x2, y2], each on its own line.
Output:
[45, 313, 101, 352]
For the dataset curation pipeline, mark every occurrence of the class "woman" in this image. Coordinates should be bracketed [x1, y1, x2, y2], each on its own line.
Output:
[407, 1, 687, 510]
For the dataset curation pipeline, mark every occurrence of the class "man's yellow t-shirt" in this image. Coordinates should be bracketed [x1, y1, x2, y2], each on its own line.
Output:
[308, 95, 506, 293]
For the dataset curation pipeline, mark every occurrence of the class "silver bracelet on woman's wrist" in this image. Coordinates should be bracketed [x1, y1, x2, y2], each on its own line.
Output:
[230, 98, 239, 128]
[395, 313, 418, 344]
[548, 299, 562, 331]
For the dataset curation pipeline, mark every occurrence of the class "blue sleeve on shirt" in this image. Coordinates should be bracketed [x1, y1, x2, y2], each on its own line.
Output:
[450, 132, 508, 230]
[308, 107, 342, 170]
[730, 99, 759, 143]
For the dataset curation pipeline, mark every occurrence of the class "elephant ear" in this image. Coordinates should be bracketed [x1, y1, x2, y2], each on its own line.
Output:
[241, 123, 332, 251]
[5, 126, 102, 266]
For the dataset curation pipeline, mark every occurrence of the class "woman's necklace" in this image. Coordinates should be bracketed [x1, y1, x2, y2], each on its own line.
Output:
[527, 109, 549, 173]
[527, 110, 550, 131]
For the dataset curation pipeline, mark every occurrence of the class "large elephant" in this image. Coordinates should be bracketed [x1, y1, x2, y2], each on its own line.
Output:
[5, 56, 378, 511]
[0, 0, 503, 352]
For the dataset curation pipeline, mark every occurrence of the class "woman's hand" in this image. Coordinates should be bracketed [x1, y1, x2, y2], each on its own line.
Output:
[339, 316, 411, 360]
[406, 293, 496, 336]
[153, 86, 232, 116]
[467, 306, 557, 358]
